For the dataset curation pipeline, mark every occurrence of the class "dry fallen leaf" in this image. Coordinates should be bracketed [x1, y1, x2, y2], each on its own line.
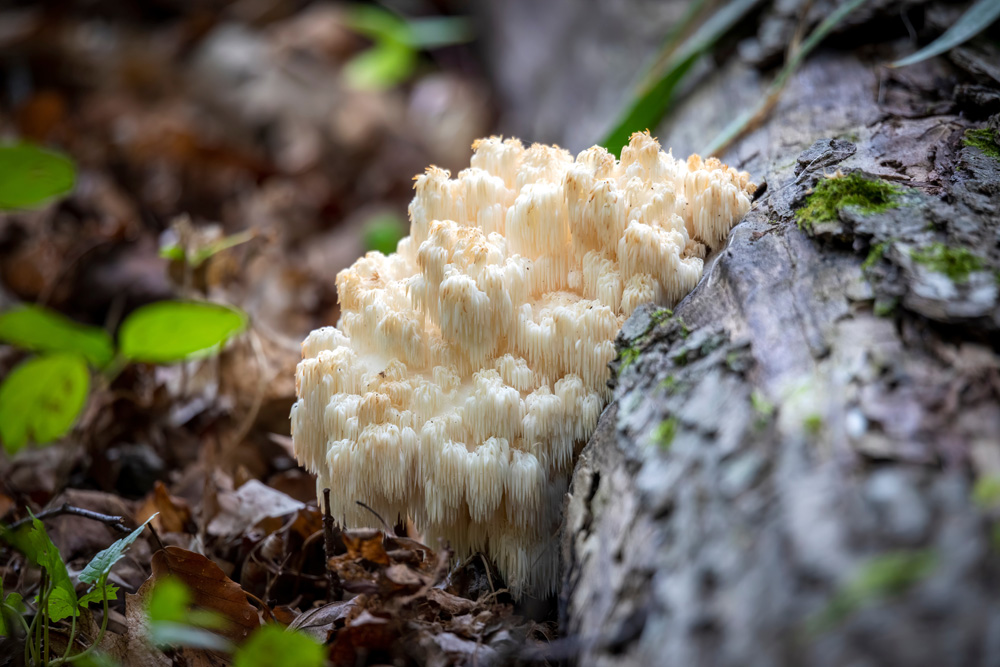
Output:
[341, 529, 390, 566]
[151, 546, 262, 643]
[137, 480, 192, 534]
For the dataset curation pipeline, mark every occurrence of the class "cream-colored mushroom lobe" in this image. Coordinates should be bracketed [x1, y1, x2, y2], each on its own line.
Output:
[291, 132, 755, 596]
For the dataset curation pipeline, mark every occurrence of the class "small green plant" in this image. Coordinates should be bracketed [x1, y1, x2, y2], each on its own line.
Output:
[0, 513, 155, 664]
[910, 243, 984, 283]
[861, 242, 887, 272]
[343, 5, 473, 90]
[973, 476, 1000, 508]
[796, 173, 901, 231]
[650, 307, 673, 326]
[963, 127, 1000, 161]
[750, 390, 774, 428]
[803, 414, 824, 435]
[160, 229, 256, 268]
[873, 297, 898, 318]
[659, 375, 679, 393]
[0, 301, 248, 454]
[652, 417, 678, 450]
[809, 550, 937, 633]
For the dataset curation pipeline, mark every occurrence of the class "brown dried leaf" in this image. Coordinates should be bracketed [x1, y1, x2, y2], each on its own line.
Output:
[151, 546, 261, 643]
[137, 481, 192, 534]
[288, 599, 358, 644]
[328, 610, 397, 667]
[377, 563, 428, 597]
[342, 529, 389, 566]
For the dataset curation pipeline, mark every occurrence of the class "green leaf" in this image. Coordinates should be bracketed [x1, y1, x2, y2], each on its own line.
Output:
[0, 353, 90, 454]
[233, 624, 325, 667]
[150, 621, 234, 652]
[0, 143, 76, 210]
[600, 0, 763, 155]
[892, 0, 1000, 68]
[344, 4, 410, 43]
[147, 577, 220, 628]
[1, 591, 26, 637]
[344, 41, 417, 90]
[78, 584, 119, 608]
[4, 592, 24, 613]
[0, 304, 115, 368]
[363, 214, 407, 254]
[118, 301, 247, 364]
[79, 515, 157, 585]
[72, 651, 120, 667]
[0, 514, 77, 618]
[406, 16, 474, 48]
[48, 585, 81, 622]
[343, 4, 473, 49]
[147, 577, 191, 624]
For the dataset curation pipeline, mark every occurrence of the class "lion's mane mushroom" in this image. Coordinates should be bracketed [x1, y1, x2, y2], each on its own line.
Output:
[292, 131, 754, 596]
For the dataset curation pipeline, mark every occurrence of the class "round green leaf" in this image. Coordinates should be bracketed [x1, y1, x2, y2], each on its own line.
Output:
[0, 304, 115, 368]
[119, 301, 247, 364]
[0, 353, 90, 455]
[233, 624, 325, 667]
[0, 144, 76, 210]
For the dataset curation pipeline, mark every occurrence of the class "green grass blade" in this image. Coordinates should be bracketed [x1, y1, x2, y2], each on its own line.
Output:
[702, 0, 868, 156]
[599, 0, 763, 155]
[892, 0, 1000, 68]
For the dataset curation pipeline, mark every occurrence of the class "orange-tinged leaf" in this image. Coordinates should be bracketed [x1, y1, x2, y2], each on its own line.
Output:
[151, 546, 261, 643]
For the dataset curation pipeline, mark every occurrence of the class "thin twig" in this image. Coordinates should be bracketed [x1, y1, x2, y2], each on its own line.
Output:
[323, 489, 343, 601]
[354, 501, 390, 531]
[7, 504, 130, 534]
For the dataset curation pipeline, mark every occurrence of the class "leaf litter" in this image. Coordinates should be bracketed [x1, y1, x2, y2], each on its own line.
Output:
[0, 2, 550, 665]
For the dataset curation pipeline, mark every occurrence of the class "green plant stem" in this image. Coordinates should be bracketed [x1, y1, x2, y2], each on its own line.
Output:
[58, 577, 109, 665]
[58, 611, 79, 663]
[44, 601, 50, 665]
[101, 353, 128, 387]
[6, 602, 32, 634]
[24, 603, 37, 667]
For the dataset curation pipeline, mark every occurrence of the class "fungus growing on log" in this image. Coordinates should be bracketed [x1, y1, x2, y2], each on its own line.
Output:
[292, 131, 754, 596]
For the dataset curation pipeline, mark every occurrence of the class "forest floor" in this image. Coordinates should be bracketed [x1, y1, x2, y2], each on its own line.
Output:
[0, 3, 553, 665]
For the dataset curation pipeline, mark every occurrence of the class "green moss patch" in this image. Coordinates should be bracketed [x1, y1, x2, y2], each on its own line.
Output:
[796, 173, 901, 230]
[652, 417, 678, 450]
[963, 127, 1000, 161]
[911, 243, 984, 283]
[617, 346, 640, 374]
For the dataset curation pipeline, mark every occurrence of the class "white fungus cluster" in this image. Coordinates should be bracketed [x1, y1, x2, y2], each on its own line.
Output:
[292, 132, 754, 596]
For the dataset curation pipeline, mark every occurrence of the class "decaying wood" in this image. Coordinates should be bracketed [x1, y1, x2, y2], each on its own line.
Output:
[488, 1, 1000, 665]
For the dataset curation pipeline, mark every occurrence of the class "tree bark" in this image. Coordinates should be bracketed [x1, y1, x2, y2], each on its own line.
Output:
[485, 1, 1000, 665]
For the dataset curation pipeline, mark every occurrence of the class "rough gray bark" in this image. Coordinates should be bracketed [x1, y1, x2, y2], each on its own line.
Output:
[486, 1, 1000, 665]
